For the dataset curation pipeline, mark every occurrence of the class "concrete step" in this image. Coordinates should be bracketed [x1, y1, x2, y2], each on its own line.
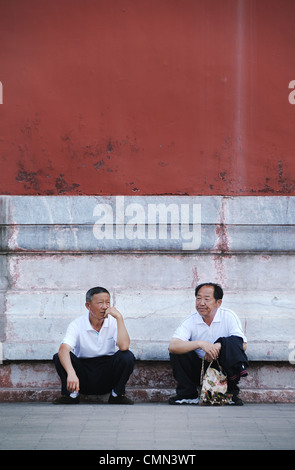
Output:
[0, 360, 294, 403]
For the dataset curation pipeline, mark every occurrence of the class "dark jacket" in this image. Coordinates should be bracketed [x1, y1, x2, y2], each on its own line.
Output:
[215, 335, 249, 389]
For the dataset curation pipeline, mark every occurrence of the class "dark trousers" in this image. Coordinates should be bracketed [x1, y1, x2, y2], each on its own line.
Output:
[170, 351, 240, 398]
[53, 350, 135, 396]
[170, 351, 206, 397]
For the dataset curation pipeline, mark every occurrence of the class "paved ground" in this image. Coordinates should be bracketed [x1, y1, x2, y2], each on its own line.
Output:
[0, 402, 294, 451]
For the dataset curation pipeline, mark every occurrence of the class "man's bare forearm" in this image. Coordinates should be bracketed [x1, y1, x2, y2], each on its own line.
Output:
[169, 338, 221, 360]
[58, 344, 75, 375]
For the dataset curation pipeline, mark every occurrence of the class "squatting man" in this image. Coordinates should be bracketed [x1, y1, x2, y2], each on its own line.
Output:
[53, 287, 135, 404]
[168, 283, 248, 406]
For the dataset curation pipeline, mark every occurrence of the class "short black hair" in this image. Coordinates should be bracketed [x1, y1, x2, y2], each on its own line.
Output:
[86, 286, 110, 303]
[195, 283, 223, 300]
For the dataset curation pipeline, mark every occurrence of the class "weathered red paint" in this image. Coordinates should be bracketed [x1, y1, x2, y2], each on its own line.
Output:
[0, 361, 295, 403]
[0, 0, 295, 195]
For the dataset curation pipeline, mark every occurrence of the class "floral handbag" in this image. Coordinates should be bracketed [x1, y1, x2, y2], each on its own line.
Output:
[199, 359, 232, 406]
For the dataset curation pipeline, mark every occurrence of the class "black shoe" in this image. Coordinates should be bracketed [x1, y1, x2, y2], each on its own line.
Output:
[168, 394, 199, 405]
[229, 394, 244, 406]
[108, 393, 134, 405]
[52, 395, 80, 405]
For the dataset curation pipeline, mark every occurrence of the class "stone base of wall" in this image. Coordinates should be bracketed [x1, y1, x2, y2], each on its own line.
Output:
[0, 360, 294, 403]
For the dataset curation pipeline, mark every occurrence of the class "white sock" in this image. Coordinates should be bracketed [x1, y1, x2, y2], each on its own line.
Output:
[111, 390, 118, 397]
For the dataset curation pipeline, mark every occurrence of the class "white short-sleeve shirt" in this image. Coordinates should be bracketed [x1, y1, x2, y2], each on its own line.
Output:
[62, 313, 118, 358]
[172, 307, 247, 359]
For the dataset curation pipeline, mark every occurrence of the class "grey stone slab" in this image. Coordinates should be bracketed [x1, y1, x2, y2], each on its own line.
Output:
[0, 403, 294, 450]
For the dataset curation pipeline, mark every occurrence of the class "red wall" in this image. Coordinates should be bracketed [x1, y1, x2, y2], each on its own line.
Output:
[1, 0, 295, 195]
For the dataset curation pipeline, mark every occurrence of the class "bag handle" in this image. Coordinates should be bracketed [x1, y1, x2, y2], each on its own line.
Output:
[200, 358, 223, 384]
[200, 358, 212, 385]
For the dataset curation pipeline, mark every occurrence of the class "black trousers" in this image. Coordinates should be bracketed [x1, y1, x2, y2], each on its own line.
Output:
[170, 351, 240, 398]
[170, 351, 207, 397]
[53, 350, 135, 396]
